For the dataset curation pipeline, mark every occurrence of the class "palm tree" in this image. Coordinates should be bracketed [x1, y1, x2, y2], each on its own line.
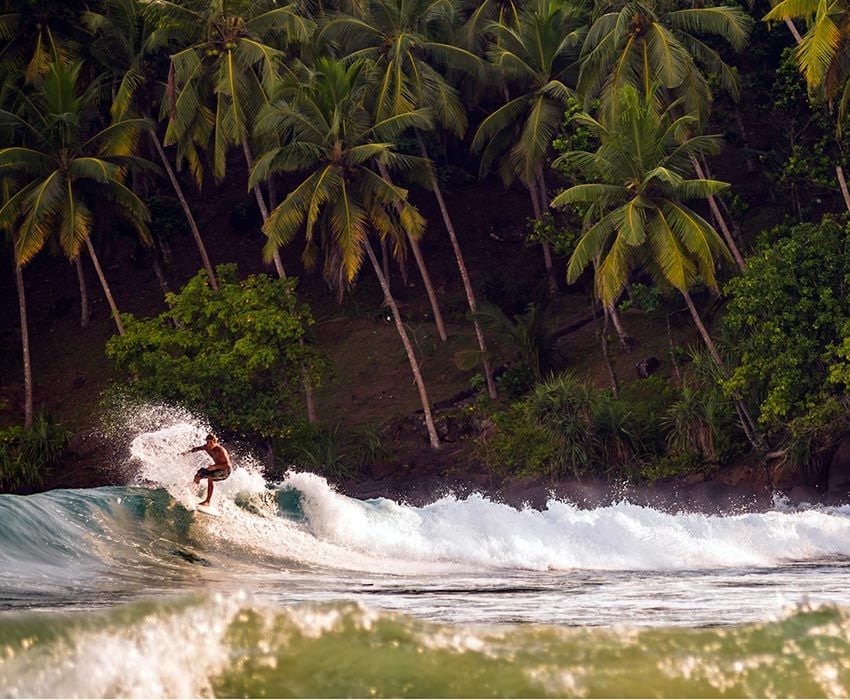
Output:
[319, 0, 485, 344]
[577, 0, 752, 268]
[553, 87, 731, 361]
[471, 0, 584, 293]
[251, 58, 442, 449]
[84, 0, 219, 291]
[552, 85, 760, 447]
[764, 0, 850, 213]
[0, 60, 152, 336]
[143, 0, 313, 277]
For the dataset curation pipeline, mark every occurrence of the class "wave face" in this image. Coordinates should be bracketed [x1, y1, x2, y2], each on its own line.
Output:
[3, 596, 850, 698]
[5, 411, 850, 697]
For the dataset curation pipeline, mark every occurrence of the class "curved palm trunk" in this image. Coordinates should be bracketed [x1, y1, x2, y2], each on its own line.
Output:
[681, 289, 760, 449]
[75, 256, 89, 328]
[365, 238, 440, 450]
[150, 133, 218, 291]
[85, 238, 124, 336]
[13, 254, 33, 429]
[242, 139, 317, 424]
[416, 133, 497, 399]
[376, 161, 447, 342]
[241, 138, 287, 278]
[607, 303, 634, 352]
[599, 306, 619, 398]
[688, 154, 746, 271]
[528, 177, 557, 293]
[780, 19, 850, 215]
[536, 165, 559, 294]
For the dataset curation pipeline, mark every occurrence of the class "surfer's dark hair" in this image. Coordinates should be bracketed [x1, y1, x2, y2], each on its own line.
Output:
[206, 433, 217, 442]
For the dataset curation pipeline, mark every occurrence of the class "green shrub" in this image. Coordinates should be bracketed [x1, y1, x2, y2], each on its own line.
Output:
[0, 414, 71, 490]
[107, 264, 327, 441]
[479, 405, 562, 478]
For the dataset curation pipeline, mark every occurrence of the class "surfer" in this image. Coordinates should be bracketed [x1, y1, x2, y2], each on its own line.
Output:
[181, 433, 232, 506]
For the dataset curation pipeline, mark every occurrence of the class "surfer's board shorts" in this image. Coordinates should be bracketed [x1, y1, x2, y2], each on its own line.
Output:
[195, 466, 231, 482]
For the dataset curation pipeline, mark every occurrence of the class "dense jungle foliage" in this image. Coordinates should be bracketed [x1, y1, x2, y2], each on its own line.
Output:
[3, 0, 850, 488]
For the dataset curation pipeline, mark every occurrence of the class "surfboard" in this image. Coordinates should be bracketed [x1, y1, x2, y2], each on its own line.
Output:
[195, 504, 221, 517]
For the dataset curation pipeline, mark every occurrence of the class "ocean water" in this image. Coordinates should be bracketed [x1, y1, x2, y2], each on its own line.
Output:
[4, 415, 850, 697]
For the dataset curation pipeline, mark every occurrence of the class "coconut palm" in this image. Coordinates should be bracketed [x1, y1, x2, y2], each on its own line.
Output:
[554, 86, 761, 447]
[763, 0, 850, 213]
[0, 60, 152, 336]
[84, 0, 219, 291]
[577, 0, 752, 268]
[553, 86, 732, 365]
[577, 0, 752, 126]
[321, 0, 498, 395]
[319, 0, 485, 345]
[471, 0, 584, 292]
[142, 0, 313, 276]
[250, 57, 442, 449]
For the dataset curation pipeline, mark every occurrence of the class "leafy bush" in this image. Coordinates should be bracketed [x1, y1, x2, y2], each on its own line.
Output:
[0, 414, 71, 490]
[725, 216, 850, 434]
[107, 264, 327, 440]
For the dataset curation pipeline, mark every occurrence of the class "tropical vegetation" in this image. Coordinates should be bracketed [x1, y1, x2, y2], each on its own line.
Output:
[3, 0, 850, 492]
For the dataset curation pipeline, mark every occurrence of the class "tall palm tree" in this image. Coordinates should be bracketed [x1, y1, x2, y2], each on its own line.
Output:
[471, 0, 584, 292]
[0, 60, 152, 336]
[251, 58, 442, 449]
[319, 0, 484, 344]
[764, 0, 850, 213]
[577, 0, 752, 268]
[552, 86, 759, 446]
[143, 0, 313, 277]
[553, 87, 731, 362]
[84, 0, 219, 291]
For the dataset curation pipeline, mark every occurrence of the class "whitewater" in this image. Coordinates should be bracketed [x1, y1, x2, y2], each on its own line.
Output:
[4, 410, 850, 697]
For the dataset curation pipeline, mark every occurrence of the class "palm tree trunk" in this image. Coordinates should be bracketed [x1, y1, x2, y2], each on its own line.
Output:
[376, 161, 447, 342]
[688, 154, 746, 271]
[150, 133, 218, 291]
[784, 17, 803, 43]
[241, 138, 287, 278]
[242, 139, 317, 423]
[681, 288, 760, 449]
[836, 165, 850, 214]
[13, 251, 33, 429]
[599, 306, 619, 398]
[607, 303, 634, 352]
[85, 238, 124, 336]
[365, 239, 440, 450]
[778, 19, 850, 215]
[416, 133, 497, 399]
[75, 256, 89, 328]
[528, 177, 557, 293]
[242, 138, 318, 423]
[536, 165, 559, 294]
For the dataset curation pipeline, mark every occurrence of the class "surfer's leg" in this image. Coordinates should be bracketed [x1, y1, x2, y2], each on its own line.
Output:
[199, 478, 213, 506]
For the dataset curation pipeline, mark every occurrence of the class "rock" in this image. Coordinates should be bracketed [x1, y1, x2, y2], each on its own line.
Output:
[828, 434, 850, 493]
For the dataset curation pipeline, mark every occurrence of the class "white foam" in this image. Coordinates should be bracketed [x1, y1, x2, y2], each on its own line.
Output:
[286, 472, 850, 571]
[126, 411, 850, 573]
